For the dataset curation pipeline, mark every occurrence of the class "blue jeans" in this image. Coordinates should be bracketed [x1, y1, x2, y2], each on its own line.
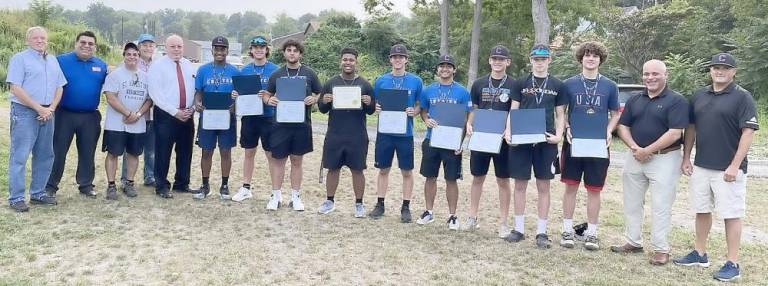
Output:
[8, 103, 55, 203]
[121, 120, 155, 184]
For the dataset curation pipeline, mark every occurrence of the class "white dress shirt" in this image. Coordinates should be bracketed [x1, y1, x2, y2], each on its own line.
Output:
[148, 55, 196, 116]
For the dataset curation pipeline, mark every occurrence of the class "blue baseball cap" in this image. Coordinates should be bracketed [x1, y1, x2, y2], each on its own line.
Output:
[250, 36, 269, 46]
[137, 33, 155, 44]
[530, 44, 551, 57]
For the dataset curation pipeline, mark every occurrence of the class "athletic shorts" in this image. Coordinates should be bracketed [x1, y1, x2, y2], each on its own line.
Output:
[560, 142, 610, 192]
[420, 139, 462, 181]
[322, 133, 369, 171]
[689, 166, 747, 219]
[508, 142, 559, 180]
[374, 133, 415, 170]
[269, 125, 313, 159]
[470, 141, 511, 178]
[102, 130, 144, 156]
[197, 113, 237, 150]
[240, 115, 273, 151]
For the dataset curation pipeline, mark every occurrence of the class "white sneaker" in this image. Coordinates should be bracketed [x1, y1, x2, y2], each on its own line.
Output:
[318, 200, 335, 214]
[498, 224, 511, 238]
[266, 194, 281, 210]
[354, 203, 365, 218]
[232, 187, 253, 202]
[447, 215, 459, 230]
[289, 194, 305, 211]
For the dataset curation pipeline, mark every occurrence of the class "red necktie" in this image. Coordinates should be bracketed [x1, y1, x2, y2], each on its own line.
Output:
[176, 61, 186, 109]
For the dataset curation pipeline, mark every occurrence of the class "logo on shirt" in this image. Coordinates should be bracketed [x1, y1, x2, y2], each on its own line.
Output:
[481, 87, 511, 103]
[747, 117, 759, 126]
[92, 66, 102, 72]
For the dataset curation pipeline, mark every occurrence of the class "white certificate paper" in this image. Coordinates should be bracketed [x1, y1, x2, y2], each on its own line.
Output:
[510, 133, 546, 145]
[332, 86, 362, 109]
[276, 101, 305, 123]
[430, 126, 463, 150]
[378, 111, 407, 134]
[202, 110, 230, 130]
[468, 132, 503, 154]
[571, 138, 608, 158]
[236, 94, 264, 116]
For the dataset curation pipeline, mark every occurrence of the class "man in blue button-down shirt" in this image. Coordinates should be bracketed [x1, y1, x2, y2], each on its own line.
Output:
[6, 26, 67, 212]
[45, 31, 108, 198]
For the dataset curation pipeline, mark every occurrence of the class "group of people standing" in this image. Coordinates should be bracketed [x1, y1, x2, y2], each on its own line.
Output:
[6, 25, 757, 282]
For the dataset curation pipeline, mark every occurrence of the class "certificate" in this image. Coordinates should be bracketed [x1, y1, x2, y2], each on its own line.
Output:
[332, 86, 362, 109]
[202, 109, 230, 130]
[429, 103, 467, 151]
[509, 108, 546, 145]
[276, 101, 305, 123]
[571, 138, 608, 158]
[430, 125, 463, 150]
[570, 110, 609, 158]
[468, 109, 507, 154]
[378, 111, 407, 134]
[236, 95, 264, 116]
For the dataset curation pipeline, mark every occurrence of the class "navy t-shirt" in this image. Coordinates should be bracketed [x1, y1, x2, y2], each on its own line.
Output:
[318, 75, 375, 138]
[511, 73, 568, 133]
[240, 61, 279, 117]
[267, 64, 323, 127]
[562, 74, 619, 129]
[470, 73, 514, 112]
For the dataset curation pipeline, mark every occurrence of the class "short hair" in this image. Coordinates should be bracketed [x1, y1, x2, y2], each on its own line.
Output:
[26, 26, 47, 39]
[75, 31, 97, 43]
[282, 39, 304, 54]
[575, 41, 608, 65]
[340, 47, 358, 58]
[248, 45, 270, 59]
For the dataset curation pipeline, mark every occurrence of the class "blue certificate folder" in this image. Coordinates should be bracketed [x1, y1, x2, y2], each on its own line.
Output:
[232, 75, 262, 94]
[378, 89, 409, 111]
[276, 77, 306, 101]
[468, 109, 507, 154]
[429, 103, 466, 150]
[202, 92, 232, 110]
[570, 111, 609, 158]
[509, 108, 546, 144]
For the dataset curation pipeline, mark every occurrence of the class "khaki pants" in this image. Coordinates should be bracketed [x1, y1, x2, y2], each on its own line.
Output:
[621, 150, 682, 253]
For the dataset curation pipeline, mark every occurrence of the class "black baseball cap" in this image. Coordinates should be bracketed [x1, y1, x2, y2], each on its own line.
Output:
[250, 35, 269, 46]
[490, 45, 510, 59]
[123, 42, 139, 52]
[530, 44, 551, 57]
[389, 44, 408, 57]
[437, 54, 455, 67]
[212, 36, 229, 48]
[705, 52, 737, 68]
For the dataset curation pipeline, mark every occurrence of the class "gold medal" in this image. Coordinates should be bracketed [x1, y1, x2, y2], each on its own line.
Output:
[586, 107, 596, 114]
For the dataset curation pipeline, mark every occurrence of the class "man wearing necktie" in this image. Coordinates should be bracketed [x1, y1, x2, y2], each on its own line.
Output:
[147, 34, 196, 198]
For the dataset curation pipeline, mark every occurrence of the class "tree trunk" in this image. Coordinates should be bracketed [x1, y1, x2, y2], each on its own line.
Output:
[532, 0, 550, 45]
[467, 0, 482, 86]
[440, 0, 450, 55]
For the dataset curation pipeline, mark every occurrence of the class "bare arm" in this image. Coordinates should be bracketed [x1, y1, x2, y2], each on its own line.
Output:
[723, 128, 755, 181]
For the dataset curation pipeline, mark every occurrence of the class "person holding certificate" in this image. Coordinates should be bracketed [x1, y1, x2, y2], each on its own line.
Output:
[559, 41, 620, 251]
[263, 39, 323, 211]
[464, 45, 515, 237]
[316, 48, 375, 217]
[232, 36, 281, 202]
[368, 44, 424, 223]
[191, 36, 240, 199]
[503, 45, 567, 249]
[416, 55, 472, 230]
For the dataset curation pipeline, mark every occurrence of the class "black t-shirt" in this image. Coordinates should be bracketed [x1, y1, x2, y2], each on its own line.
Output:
[511, 73, 567, 133]
[619, 87, 689, 148]
[318, 74, 375, 138]
[470, 73, 514, 112]
[690, 82, 759, 172]
[267, 64, 323, 127]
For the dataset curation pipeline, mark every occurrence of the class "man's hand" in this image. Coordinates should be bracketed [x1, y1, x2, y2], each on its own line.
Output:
[681, 159, 693, 176]
[502, 128, 511, 144]
[124, 112, 141, 124]
[405, 107, 416, 117]
[606, 130, 613, 147]
[174, 109, 188, 121]
[304, 96, 317, 106]
[259, 90, 270, 104]
[724, 164, 739, 182]
[362, 95, 372, 106]
[631, 145, 652, 163]
[466, 123, 474, 136]
[545, 132, 562, 144]
[35, 106, 53, 121]
[566, 127, 573, 144]
[426, 118, 438, 129]
[267, 95, 279, 106]
[194, 100, 204, 112]
[454, 149, 463, 155]
[322, 93, 333, 104]
[375, 103, 382, 113]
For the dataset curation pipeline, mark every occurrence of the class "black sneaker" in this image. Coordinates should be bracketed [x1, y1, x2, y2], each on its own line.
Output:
[122, 182, 138, 197]
[535, 233, 552, 249]
[30, 195, 57, 205]
[79, 189, 97, 198]
[504, 230, 525, 243]
[10, 201, 29, 212]
[105, 185, 118, 200]
[192, 184, 210, 200]
[400, 206, 412, 223]
[219, 185, 231, 200]
[45, 188, 57, 198]
[368, 203, 385, 219]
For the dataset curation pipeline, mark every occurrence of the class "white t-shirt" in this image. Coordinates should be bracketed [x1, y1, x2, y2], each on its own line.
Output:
[103, 66, 150, 133]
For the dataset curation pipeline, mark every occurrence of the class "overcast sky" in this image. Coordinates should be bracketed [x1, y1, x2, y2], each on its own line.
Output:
[2, 0, 413, 20]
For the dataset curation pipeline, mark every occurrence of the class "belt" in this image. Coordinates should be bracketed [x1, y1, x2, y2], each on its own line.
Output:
[655, 145, 681, 155]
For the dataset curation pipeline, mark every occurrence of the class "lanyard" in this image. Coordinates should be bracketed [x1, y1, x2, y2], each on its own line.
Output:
[286, 65, 302, 78]
[488, 74, 507, 110]
[529, 74, 548, 106]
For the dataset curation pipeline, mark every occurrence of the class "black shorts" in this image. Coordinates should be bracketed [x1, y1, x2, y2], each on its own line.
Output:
[322, 134, 369, 171]
[269, 125, 313, 159]
[102, 130, 144, 156]
[508, 142, 559, 180]
[470, 142, 511, 178]
[560, 142, 610, 192]
[240, 115, 273, 151]
[419, 139, 462, 180]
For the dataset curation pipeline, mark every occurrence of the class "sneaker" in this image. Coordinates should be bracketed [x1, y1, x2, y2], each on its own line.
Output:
[504, 230, 525, 242]
[713, 261, 740, 282]
[143, 179, 156, 187]
[400, 206, 412, 223]
[105, 185, 118, 200]
[584, 235, 600, 251]
[79, 189, 97, 198]
[30, 195, 57, 205]
[369, 203, 385, 219]
[232, 187, 253, 202]
[673, 250, 710, 267]
[318, 200, 335, 214]
[192, 184, 210, 200]
[535, 233, 552, 249]
[498, 224, 511, 238]
[574, 223, 588, 241]
[354, 203, 365, 218]
[560, 231, 576, 248]
[219, 185, 231, 200]
[416, 211, 434, 225]
[463, 216, 479, 231]
[266, 194, 281, 210]
[610, 243, 644, 254]
[289, 194, 305, 211]
[122, 182, 138, 197]
[10, 201, 29, 212]
[447, 215, 459, 230]
[45, 188, 56, 198]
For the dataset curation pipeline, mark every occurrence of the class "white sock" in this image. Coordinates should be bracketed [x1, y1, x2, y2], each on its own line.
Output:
[563, 219, 573, 233]
[514, 215, 525, 233]
[586, 223, 598, 236]
[292, 189, 300, 198]
[427, 210, 433, 215]
[272, 189, 281, 198]
[537, 219, 548, 235]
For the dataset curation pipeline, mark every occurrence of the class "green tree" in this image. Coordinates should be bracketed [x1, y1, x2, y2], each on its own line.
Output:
[271, 13, 299, 38]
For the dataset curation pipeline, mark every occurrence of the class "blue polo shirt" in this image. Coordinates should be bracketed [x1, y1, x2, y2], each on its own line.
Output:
[240, 61, 279, 116]
[373, 72, 423, 137]
[57, 52, 108, 112]
[419, 81, 472, 139]
[5, 48, 67, 105]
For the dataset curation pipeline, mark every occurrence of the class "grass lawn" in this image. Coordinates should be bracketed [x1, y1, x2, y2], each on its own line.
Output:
[1, 101, 767, 285]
